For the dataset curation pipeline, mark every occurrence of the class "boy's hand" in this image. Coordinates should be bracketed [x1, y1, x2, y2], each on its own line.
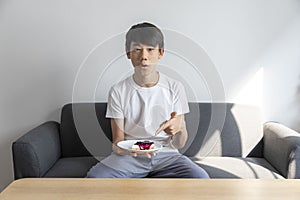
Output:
[112, 144, 156, 158]
[155, 112, 181, 135]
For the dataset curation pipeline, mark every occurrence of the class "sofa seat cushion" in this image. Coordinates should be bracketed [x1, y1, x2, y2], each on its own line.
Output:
[44, 156, 99, 178]
[193, 157, 284, 179]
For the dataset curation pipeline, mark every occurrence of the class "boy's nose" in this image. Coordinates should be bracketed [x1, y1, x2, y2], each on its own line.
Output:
[141, 49, 148, 59]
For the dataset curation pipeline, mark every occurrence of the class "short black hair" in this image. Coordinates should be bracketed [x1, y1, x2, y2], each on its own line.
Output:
[125, 22, 164, 51]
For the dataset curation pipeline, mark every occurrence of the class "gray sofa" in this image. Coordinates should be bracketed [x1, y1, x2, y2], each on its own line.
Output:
[12, 103, 300, 179]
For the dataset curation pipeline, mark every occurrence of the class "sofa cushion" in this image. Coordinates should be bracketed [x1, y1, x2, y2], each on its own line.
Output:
[44, 157, 99, 178]
[193, 157, 284, 179]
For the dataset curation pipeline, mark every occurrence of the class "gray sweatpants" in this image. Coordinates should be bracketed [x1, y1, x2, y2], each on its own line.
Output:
[86, 152, 209, 178]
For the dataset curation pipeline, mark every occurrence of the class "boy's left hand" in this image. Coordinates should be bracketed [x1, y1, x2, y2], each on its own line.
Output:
[155, 112, 182, 135]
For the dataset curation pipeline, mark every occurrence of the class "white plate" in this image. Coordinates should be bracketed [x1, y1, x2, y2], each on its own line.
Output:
[117, 140, 162, 153]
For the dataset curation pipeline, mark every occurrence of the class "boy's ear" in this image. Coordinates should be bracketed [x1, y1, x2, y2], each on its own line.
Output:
[158, 48, 165, 59]
[126, 50, 131, 59]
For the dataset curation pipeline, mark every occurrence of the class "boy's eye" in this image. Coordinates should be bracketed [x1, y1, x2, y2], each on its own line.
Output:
[148, 48, 154, 51]
[134, 48, 141, 51]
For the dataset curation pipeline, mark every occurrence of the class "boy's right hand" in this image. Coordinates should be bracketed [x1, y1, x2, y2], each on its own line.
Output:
[112, 144, 156, 158]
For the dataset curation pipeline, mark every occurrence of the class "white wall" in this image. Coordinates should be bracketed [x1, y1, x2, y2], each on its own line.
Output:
[1, 0, 300, 190]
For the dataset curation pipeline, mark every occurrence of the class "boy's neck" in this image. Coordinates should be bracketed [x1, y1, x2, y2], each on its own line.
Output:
[133, 72, 160, 88]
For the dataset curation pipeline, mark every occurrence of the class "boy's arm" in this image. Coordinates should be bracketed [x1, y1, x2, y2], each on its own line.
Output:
[111, 118, 125, 145]
[111, 118, 128, 155]
[170, 115, 188, 149]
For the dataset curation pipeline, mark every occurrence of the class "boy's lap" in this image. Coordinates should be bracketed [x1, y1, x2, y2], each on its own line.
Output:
[88, 152, 207, 177]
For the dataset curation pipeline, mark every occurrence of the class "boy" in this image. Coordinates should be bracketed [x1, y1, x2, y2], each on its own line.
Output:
[86, 22, 209, 178]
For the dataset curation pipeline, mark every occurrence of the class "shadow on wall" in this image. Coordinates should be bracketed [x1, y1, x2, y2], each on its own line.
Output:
[290, 74, 300, 132]
[294, 75, 300, 132]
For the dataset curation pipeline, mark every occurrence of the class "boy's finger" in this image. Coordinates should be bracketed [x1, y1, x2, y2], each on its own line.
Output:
[155, 124, 164, 135]
[155, 112, 177, 135]
[170, 112, 177, 119]
[155, 120, 169, 135]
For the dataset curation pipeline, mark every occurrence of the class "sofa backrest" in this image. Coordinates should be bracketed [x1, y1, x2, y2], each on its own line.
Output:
[182, 103, 263, 158]
[60, 103, 112, 157]
[60, 103, 263, 158]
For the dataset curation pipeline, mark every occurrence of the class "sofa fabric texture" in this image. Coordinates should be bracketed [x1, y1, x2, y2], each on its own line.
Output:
[12, 121, 61, 178]
[263, 122, 300, 178]
[12, 103, 300, 179]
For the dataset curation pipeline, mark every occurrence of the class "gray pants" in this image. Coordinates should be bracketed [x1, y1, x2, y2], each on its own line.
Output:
[86, 152, 209, 178]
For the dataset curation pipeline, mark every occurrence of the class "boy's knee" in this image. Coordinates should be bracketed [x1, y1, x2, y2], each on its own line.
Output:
[189, 166, 210, 178]
[86, 172, 97, 178]
[86, 168, 100, 178]
[86, 162, 107, 178]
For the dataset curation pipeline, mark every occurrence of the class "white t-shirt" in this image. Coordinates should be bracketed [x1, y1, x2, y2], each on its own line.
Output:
[106, 72, 189, 151]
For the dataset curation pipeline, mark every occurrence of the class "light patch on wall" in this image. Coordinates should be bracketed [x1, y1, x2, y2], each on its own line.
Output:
[230, 104, 263, 157]
[232, 67, 264, 108]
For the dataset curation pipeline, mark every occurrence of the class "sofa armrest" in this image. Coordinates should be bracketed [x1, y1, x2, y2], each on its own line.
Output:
[263, 122, 300, 178]
[12, 121, 61, 179]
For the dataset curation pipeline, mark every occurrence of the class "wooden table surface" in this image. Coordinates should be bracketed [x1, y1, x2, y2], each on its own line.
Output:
[1, 178, 300, 200]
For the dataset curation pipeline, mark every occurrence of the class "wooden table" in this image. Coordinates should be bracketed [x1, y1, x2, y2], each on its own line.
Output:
[1, 178, 300, 200]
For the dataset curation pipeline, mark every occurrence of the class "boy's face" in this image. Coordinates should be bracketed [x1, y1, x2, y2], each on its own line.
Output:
[126, 42, 164, 76]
